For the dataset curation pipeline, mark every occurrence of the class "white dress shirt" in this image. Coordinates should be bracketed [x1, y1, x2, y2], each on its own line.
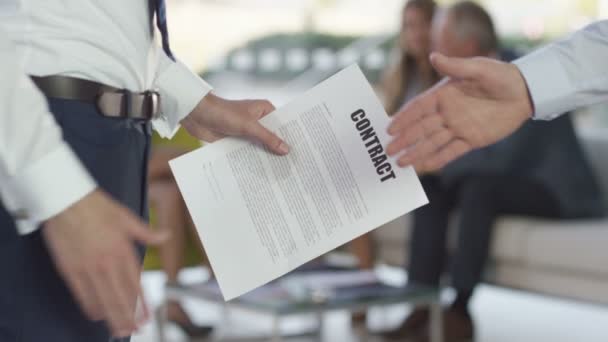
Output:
[0, 0, 212, 234]
[514, 20, 608, 120]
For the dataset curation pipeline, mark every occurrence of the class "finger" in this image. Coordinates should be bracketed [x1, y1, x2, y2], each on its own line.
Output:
[396, 129, 454, 168]
[126, 217, 170, 246]
[134, 291, 151, 327]
[119, 247, 144, 324]
[412, 163, 428, 176]
[430, 52, 481, 80]
[92, 259, 137, 337]
[64, 272, 104, 321]
[244, 121, 289, 155]
[424, 139, 471, 172]
[387, 98, 428, 135]
[386, 114, 445, 156]
[119, 246, 150, 326]
[102, 245, 142, 336]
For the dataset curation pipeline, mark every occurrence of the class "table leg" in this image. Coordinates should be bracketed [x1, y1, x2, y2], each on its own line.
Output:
[221, 303, 230, 327]
[316, 311, 324, 342]
[429, 300, 443, 342]
[155, 301, 167, 342]
[271, 316, 282, 342]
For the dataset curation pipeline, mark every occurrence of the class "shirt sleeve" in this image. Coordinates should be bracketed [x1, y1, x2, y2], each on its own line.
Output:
[513, 20, 608, 120]
[0, 29, 96, 235]
[152, 48, 213, 138]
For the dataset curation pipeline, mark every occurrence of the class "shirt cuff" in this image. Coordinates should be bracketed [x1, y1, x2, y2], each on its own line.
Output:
[8, 143, 96, 235]
[513, 49, 572, 121]
[153, 59, 213, 138]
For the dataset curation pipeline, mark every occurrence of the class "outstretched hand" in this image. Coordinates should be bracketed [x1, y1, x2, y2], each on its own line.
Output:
[386, 53, 533, 172]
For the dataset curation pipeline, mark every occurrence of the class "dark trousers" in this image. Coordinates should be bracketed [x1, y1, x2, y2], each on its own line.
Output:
[408, 175, 561, 293]
[0, 98, 150, 342]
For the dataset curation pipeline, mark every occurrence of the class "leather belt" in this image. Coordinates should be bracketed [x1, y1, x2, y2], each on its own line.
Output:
[31, 75, 160, 120]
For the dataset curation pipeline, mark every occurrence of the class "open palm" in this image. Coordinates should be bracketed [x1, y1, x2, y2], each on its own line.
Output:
[386, 53, 533, 173]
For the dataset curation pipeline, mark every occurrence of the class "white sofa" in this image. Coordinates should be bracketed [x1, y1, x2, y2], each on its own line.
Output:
[373, 129, 608, 304]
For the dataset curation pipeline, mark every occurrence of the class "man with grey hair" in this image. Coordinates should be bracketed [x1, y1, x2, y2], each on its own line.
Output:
[432, 1, 499, 59]
[381, 1, 604, 341]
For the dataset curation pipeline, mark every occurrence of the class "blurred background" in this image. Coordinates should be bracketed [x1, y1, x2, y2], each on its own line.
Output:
[167, 0, 602, 101]
[163, 0, 608, 123]
[137, 1, 608, 341]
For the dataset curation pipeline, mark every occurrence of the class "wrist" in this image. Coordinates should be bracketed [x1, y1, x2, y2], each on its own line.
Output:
[44, 189, 100, 226]
[180, 92, 228, 142]
[186, 92, 221, 123]
[510, 63, 534, 121]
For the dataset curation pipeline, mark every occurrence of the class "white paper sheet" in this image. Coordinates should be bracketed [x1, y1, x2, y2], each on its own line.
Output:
[170, 65, 428, 300]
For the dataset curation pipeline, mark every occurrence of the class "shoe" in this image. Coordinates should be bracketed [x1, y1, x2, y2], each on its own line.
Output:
[351, 311, 367, 326]
[172, 321, 214, 339]
[419, 308, 474, 342]
[167, 301, 214, 339]
[379, 307, 429, 340]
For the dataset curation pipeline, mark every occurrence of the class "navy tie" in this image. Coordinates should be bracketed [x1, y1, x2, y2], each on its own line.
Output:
[152, 0, 175, 61]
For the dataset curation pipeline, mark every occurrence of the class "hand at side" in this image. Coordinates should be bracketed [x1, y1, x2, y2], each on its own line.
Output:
[43, 189, 168, 338]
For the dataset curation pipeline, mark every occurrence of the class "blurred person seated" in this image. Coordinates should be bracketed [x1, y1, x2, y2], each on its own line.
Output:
[349, 0, 438, 323]
[382, 2, 606, 341]
[351, 0, 439, 278]
[378, 0, 439, 114]
[148, 146, 214, 338]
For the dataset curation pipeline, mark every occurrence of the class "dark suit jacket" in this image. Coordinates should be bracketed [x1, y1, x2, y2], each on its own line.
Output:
[441, 114, 606, 218]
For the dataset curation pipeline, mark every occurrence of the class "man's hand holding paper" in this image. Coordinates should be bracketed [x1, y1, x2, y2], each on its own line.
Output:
[181, 93, 290, 155]
[170, 65, 428, 300]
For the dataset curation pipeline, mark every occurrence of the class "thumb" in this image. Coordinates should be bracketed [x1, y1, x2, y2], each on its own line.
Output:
[430, 52, 480, 80]
[127, 219, 170, 246]
[245, 121, 290, 155]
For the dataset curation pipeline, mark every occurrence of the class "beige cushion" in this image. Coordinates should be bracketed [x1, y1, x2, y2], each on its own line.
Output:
[374, 214, 536, 266]
[374, 214, 608, 276]
[519, 218, 608, 275]
[489, 217, 532, 264]
[492, 263, 608, 305]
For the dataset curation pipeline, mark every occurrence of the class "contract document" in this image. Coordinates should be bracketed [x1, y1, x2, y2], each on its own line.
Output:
[170, 65, 428, 300]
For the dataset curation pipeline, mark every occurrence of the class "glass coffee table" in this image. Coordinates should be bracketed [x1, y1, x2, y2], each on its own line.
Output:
[156, 268, 442, 342]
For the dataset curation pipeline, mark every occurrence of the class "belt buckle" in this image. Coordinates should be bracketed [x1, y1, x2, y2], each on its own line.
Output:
[120, 89, 131, 118]
[128, 90, 160, 120]
[96, 90, 160, 120]
[143, 90, 161, 120]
